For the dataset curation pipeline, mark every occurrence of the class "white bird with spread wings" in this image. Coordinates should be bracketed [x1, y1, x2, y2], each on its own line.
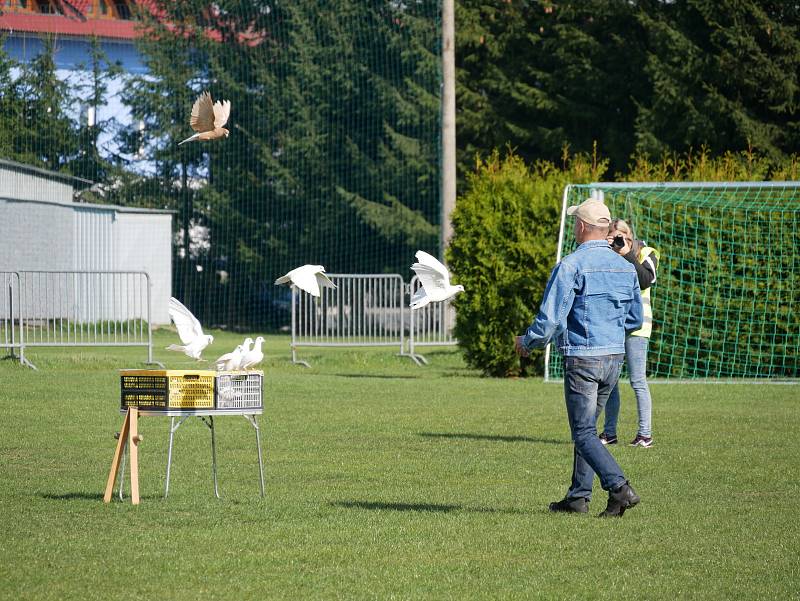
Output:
[166, 296, 214, 360]
[178, 91, 231, 145]
[410, 250, 464, 310]
[274, 265, 336, 298]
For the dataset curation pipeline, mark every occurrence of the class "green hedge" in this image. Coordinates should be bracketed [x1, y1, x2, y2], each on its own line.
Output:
[446, 149, 606, 376]
[450, 147, 800, 378]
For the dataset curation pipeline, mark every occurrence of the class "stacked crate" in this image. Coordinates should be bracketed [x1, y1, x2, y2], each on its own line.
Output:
[120, 370, 263, 412]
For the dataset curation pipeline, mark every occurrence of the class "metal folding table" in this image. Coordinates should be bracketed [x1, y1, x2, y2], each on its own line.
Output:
[115, 408, 265, 500]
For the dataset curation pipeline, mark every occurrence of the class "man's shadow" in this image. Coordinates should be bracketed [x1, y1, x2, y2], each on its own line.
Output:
[418, 432, 568, 445]
[330, 500, 527, 514]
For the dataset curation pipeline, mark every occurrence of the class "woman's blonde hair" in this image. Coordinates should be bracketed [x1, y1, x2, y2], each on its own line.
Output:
[609, 218, 633, 238]
[608, 218, 643, 255]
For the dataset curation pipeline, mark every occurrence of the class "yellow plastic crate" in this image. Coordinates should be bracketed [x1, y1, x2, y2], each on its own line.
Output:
[120, 370, 215, 410]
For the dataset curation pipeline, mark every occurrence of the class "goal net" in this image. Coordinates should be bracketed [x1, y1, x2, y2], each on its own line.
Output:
[545, 182, 800, 381]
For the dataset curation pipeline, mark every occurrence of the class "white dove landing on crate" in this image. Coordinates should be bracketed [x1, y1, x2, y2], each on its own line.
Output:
[410, 250, 464, 310]
[214, 343, 245, 372]
[274, 264, 336, 298]
[240, 336, 264, 369]
[166, 296, 214, 360]
[214, 337, 252, 371]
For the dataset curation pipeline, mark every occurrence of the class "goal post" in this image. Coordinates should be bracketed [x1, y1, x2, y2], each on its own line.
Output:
[544, 182, 800, 381]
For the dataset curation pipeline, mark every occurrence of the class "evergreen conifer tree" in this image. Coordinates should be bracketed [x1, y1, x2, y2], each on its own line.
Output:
[17, 36, 77, 171]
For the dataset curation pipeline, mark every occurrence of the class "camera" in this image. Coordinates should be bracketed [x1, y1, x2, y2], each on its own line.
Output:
[612, 235, 625, 250]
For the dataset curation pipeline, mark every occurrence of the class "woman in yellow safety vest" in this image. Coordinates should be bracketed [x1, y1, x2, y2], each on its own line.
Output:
[598, 218, 660, 448]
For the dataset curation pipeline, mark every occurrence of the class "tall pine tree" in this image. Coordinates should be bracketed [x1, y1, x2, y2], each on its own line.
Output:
[117, 0, 441, 327]
[634, 0, 800, 160]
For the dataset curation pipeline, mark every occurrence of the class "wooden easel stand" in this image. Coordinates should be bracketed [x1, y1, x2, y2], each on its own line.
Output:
[104, 407, 142, 505]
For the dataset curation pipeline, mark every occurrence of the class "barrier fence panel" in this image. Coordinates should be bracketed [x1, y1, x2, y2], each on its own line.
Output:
[0, 272, 28, 367]
[4, 271, 156, 369]
[291, 274, 408, 367]
[407, 275, 458, 365]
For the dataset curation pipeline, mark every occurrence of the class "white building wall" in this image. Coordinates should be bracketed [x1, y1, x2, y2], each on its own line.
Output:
[72, 207, 115, 322]
[1, 162, 173, 327]
[0, 168, 73, 204]
[74, 207, 115, 271]
[115, 212, 172, 325]
[0, 198, 75, 271]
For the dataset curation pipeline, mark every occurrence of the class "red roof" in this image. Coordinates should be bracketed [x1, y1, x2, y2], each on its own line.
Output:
[0, 1, 265, 45]
[0, 1, 159, 40]
[0, 13, 141, 40]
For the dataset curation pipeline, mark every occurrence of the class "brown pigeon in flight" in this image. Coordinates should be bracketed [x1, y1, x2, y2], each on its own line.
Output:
[178, 91, 231, 145]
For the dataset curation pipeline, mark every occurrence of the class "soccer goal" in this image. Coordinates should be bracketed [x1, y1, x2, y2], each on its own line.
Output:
[545, 182, 800, 382]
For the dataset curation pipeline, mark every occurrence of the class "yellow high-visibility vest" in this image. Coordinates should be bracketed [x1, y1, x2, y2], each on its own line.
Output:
[631, 246, 660, 338]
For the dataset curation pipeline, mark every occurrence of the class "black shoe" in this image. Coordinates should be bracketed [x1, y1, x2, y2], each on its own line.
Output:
[598, 482, 640, 517]
[549, 496, 589, 513]
[629, 435, 654, 448]
[599, 432, 618, 445]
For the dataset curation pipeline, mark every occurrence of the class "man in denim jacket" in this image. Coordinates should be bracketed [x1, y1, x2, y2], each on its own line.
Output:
[515, 198, 644, 517]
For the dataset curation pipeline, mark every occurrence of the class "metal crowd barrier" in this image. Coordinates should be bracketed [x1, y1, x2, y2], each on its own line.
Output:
[0, 271, 157, 370]
[291, 273, 408, 367]
[290, 273, 457, 367]
[0, 272, 29, 367]
[407, 275, 458, 365]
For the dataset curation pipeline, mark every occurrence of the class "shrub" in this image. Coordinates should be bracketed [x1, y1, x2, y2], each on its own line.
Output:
[446, 148, 606, 376]
[451, 144, 800, 378]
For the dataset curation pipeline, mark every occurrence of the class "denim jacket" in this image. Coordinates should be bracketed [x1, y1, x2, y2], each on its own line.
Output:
[522, 240, 643, 356]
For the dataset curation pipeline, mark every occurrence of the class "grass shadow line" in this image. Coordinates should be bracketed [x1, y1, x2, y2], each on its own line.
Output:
[332, 500, 459, 513]
[418, 432, 569, 445]
[39, 492, 162, 502]
[333, 374, 421, 380]
[39, 492, 107, 501]
[331, 500, 528, 515]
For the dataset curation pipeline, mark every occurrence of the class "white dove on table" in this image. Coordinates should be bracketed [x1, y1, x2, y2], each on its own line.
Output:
[214, 337, 252, 371]
[239, 337, 254, 358]
[240, 336, 264, 369]
[166, 296, 214, 360]
[178, 91, 231, 145]
[214, 344, 244, 372]
[410, 250, 464, 310]
[274, 265, 336, 297]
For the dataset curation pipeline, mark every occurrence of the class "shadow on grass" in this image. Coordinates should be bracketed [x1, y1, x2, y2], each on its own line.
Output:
[39, 492, 162, 502]
[39, 492, 107, 501]
[331, 500, 527, 515]
[418, 432, 569, 445]
[333, 373, 420, 380]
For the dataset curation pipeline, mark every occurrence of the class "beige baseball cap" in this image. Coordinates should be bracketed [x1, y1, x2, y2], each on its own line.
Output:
[566, 198, 611, 226]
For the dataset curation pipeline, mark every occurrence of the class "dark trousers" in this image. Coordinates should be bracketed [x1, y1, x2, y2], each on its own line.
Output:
[563, 354, 627, 500]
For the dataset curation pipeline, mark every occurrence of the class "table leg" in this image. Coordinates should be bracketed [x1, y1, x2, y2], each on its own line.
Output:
[243, 415, 265, 497]
[210, 416, 219, 498]
[165, 415, 190, 498]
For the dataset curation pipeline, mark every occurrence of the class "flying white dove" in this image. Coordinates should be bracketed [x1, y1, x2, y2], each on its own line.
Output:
[178, 91, 231, 145]
[166, 296, 214, 360]
[240, 336, 264, 369]
[410, 250, 464, 310]
[274, 265, 336, 297]
[214, 344, 244, 372]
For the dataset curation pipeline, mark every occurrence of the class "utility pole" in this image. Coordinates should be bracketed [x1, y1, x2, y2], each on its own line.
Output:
[440, 0, 456, 256]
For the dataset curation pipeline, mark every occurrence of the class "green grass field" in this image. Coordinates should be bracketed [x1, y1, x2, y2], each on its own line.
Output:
[1, 329, 798, 600]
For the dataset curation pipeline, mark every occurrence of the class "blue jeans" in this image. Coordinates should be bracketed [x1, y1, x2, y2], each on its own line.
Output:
[563, 354, 627, 500]
[602, 335, 652, 438]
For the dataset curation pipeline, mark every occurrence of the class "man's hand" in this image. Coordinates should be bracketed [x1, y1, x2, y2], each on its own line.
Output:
[514, 336, 529, 358]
